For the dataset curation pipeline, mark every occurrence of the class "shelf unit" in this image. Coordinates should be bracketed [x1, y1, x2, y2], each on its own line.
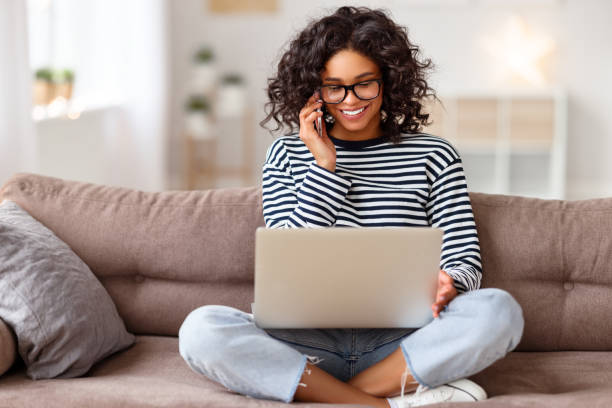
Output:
[185, 108, 255, 189]
[423, 88, 567, 199]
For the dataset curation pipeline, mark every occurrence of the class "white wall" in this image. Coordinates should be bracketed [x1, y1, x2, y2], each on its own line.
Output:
[168, 0, 612, 199]
[559, 0, 612, 199]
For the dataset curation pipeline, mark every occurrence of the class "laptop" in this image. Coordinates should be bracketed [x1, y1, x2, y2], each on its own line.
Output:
[252, 226, 443, 329]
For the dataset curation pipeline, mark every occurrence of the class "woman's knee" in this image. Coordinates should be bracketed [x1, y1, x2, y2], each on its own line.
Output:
[178, 304, 247, 362]
[463, 288, 525, 350]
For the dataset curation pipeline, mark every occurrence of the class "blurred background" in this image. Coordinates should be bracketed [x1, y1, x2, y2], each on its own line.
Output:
[1, 0, 610, 199]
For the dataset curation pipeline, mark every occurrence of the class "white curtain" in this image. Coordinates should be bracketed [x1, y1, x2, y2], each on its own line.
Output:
[0, 1, 37, 184]
[24, 0, 169, 191]
[54, 0, 170, 191]
[112, 0, 169, 191]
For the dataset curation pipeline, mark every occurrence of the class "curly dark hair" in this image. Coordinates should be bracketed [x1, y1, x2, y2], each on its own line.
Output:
[260, 6, 436, 144]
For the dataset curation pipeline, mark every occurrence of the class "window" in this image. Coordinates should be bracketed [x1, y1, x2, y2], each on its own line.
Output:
[27, 0, 126, 118]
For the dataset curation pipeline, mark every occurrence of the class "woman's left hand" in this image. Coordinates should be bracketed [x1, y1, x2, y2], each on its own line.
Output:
[431, 270, 458, 318]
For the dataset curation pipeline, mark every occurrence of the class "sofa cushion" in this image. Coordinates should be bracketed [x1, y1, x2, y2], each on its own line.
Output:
[0, 337, 611, 407]
[0, 318, 16, 376]
[470, 351, 612, 397]
[0, 173, 265, 337]
[0, 336, 316, 408]
[470, 193, 612, 351]
[0, 200, 135, 379]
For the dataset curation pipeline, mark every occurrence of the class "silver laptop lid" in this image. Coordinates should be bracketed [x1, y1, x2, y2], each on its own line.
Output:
[253, 227, 443, 329]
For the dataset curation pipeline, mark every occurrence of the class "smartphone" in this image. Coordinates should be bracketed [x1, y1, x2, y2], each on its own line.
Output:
[316, 108, 323, 137]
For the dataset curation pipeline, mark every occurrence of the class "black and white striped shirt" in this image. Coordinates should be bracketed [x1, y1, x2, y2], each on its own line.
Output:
[261, 133, 482, 292]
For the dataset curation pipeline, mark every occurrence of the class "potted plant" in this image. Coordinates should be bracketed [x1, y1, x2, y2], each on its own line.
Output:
[185, 95, 214, 140]
[216, 72, 246, 117]
[194, 47, 214, 64]
[33, 67, 54, 106]
[53, 69, 75, 100]
[191, 46, 216, 95]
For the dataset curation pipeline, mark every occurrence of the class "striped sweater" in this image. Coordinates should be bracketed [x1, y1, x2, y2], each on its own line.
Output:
[261, 133, 482, 293]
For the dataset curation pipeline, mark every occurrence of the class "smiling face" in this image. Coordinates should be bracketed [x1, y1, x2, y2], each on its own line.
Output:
[320, 49, 384, 141]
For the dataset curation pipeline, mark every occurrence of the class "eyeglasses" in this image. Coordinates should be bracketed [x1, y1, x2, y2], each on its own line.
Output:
[319, 79, 382, 104]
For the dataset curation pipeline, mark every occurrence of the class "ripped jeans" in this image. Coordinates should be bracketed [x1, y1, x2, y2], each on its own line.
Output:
[178, 288, 524, 403]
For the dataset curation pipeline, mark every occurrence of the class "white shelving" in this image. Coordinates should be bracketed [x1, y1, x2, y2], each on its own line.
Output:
[423, 88, 567, 199]
[185, 108, 255, 189]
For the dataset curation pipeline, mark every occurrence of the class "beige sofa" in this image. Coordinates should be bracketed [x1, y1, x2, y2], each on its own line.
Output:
[0, 172, 611, 408]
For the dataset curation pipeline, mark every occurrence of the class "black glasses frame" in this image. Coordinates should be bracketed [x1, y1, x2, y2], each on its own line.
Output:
[319, 79, 382, 104]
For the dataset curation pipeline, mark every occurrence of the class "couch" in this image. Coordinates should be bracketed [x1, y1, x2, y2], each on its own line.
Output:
[0, 172, 611, 408]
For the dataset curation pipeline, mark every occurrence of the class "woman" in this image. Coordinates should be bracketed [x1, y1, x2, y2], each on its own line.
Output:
[179, 6, 524, 408]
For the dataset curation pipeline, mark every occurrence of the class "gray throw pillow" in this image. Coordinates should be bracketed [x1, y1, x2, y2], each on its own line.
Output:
[0, 200, 135, 379]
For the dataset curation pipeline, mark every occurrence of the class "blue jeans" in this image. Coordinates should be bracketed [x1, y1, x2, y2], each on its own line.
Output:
[179, 288, 524, 403]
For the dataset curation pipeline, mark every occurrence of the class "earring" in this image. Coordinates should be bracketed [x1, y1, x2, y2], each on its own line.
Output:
[380, 110, 388, 122]
[324, 114, 335, 124]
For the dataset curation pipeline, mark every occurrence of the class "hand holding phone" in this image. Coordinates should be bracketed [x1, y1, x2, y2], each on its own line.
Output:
[299, 92, 336, 172]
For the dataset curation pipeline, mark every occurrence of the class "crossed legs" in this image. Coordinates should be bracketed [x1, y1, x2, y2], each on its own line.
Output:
[293, 347, 417, 407]
[179, 289, 523, 405]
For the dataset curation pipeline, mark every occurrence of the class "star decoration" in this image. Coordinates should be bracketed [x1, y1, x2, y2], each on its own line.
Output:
[484, 15, 555, 86]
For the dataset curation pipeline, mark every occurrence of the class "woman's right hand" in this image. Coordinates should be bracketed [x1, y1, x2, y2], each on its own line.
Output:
[299, 93, 337, 172]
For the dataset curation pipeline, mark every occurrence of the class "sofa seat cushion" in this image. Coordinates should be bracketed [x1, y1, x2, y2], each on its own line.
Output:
[0, 336, 331, 408]
[469, 351, 612, 406]
[1, 337, 612, 407]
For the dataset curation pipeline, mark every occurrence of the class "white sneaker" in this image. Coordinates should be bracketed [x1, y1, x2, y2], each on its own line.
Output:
[389, 379, 487, 407]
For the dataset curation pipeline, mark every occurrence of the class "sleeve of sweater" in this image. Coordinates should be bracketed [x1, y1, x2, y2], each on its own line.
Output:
[262, 138, 352, 228]
[426, 156, 482, 293]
